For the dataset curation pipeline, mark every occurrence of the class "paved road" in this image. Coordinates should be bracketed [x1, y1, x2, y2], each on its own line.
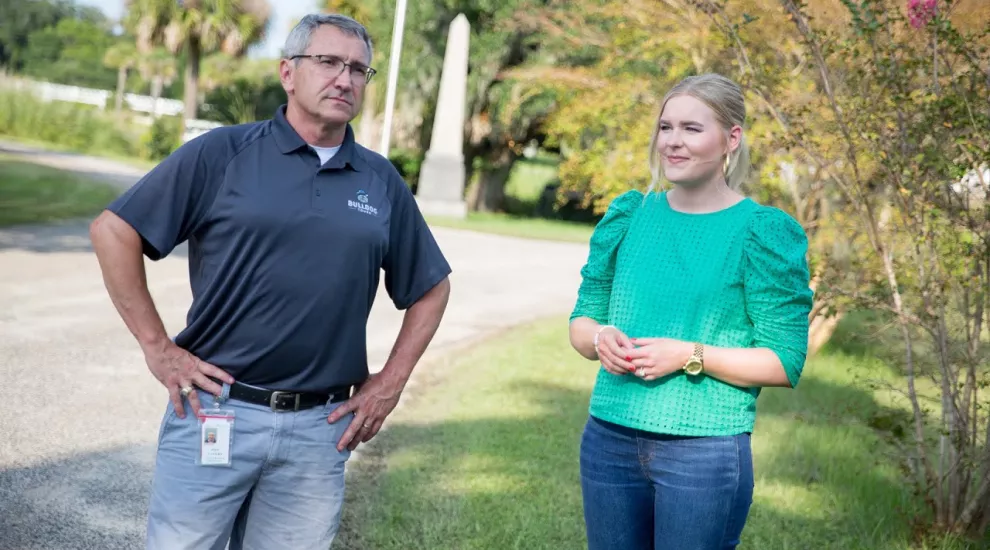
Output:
[0, 140, 149, 190]
[0, 145, 590, 549]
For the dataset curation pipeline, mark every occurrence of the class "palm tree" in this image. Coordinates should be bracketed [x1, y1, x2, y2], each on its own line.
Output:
[124, 0, 271, 122]
[199, 52, 241, 93]
[138, 48, 177, 118]
[103, 42, 139, 112]
[324, 0, 376, 24]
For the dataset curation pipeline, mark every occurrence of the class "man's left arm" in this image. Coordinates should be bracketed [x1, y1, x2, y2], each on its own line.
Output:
[328, 168, 452, 451]
[378, 276, 451, 391]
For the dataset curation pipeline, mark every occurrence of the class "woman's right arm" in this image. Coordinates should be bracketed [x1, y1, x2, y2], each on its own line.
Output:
[567, 190, 642, 372]
[569, 317, 604, 360]
[570, 318, 636, 375]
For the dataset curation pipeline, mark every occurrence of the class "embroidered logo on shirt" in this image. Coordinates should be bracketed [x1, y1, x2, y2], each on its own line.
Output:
[349, 189, 379, 216]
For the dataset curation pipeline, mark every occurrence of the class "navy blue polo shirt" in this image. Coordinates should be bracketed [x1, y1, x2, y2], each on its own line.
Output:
[107, 106, 452, 392]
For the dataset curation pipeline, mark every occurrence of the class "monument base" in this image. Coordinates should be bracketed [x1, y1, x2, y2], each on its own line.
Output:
[415, 197, 468, 219]
[416, 152, 467, 219]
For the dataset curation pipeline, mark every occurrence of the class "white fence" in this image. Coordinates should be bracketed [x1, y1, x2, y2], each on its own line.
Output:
[0, 75, 222, 142]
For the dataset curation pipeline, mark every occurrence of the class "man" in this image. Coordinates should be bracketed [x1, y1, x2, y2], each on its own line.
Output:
[89, 14, 451, 550]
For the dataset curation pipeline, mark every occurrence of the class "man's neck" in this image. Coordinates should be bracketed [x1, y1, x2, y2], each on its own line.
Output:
[285, 103, 347, 147]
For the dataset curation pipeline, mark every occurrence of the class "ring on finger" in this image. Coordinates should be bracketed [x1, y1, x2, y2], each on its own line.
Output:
[636, 367, 646, 378]
[180, 385, 194, 397]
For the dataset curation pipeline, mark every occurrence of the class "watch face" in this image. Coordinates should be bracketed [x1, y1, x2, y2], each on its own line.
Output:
[685, 360, 703, 375]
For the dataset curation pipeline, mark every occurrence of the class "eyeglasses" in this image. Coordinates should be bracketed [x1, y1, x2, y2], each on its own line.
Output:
[291, 54, 377, 84]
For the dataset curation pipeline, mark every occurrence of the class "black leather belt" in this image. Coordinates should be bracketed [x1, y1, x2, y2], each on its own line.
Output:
[225, 381, 355, 412]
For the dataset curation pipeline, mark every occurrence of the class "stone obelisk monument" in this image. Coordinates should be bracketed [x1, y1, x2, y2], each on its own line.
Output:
[416, 14, 470, 218]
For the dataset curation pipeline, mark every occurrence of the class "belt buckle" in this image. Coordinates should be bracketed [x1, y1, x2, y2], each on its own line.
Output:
[269, 391, 301, 412]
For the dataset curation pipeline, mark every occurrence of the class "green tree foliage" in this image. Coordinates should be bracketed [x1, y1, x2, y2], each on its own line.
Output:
[1, 1, 123, 89]
[519, 0, 763, 213]
[21, 16, 117, 90]
[0, 0, 75, 71]
[124, 0, 271, 120]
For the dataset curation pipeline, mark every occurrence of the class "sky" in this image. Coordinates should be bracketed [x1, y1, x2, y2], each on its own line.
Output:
[76, 0, 320, 59]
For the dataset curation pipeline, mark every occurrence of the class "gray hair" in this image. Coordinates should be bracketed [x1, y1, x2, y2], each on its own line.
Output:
[646, 73, 751, 193]
[282, 14, 374, 63]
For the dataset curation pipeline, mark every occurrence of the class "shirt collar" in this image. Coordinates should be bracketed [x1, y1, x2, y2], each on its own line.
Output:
[271, 104, 362, 172]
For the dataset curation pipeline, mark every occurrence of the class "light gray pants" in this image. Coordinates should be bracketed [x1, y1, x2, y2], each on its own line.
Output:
[146, 383, 353, 550]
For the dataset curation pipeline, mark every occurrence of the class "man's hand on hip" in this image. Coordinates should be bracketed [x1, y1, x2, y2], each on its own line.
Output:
[144, 341, 235, 419]
[327, 372, 403, 452]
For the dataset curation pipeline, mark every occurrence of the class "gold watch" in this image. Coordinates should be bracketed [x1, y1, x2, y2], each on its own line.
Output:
[683, 342, 704, 376]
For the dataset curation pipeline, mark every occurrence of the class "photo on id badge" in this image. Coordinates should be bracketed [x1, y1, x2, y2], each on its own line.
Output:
[199, 410, 234, 467]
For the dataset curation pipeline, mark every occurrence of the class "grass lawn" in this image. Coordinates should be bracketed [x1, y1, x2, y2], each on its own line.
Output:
[335, 316, 988, 550]
[425, 211, 594, 244]
[504, 153, 560, 205]
[0, 156, 120, 227]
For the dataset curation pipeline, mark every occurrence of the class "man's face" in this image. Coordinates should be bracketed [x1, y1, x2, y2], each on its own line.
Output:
[280, 25, 372, 127]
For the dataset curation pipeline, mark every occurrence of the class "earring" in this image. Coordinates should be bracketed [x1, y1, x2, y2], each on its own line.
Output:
[723, 155, 731, 176]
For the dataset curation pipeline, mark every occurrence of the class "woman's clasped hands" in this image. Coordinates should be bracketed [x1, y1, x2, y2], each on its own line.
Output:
[596, 326, 691, 381]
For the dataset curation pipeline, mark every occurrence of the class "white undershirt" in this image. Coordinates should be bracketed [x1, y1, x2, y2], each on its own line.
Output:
[310, 144, 342, 165]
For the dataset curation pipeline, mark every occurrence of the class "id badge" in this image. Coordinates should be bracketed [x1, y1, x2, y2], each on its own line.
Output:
[198, 409, 235, 467]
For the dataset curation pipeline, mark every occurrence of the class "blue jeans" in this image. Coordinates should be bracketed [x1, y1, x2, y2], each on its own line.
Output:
[579, 416, 754, 550]
[146, 383, 353, 550]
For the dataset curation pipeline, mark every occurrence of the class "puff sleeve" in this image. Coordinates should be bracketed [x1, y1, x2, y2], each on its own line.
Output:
[569, 190, 642, 324]
[743, 207, 814, 387]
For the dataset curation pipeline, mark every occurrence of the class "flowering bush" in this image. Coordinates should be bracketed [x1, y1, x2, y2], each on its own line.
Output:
[907, 0, 939, 28]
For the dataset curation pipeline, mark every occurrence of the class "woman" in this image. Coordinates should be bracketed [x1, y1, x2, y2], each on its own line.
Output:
[568, 73, 813, 549]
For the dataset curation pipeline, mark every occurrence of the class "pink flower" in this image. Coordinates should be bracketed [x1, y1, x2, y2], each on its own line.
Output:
[908, 0, 938, 29]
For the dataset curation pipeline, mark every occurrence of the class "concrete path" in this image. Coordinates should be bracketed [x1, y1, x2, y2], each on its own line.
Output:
[0, 140, 149, 190]
[0, 144, 590, 549]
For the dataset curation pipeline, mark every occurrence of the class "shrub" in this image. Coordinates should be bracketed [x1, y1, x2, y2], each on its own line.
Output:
[388, 148, 424, 192]
[139, 115, 182, 161]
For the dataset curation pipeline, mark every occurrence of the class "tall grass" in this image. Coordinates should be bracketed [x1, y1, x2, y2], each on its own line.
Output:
[0, 90, 139, 158]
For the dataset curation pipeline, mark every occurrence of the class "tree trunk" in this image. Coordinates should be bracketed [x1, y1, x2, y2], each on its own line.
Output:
[114, 66, 127, 112]
[806, 268, 839, 355]
[150, 76, 163, 118]
[467, 147, 518, 212]
[183, 36, 201, 122]
[807, 308, 841, 356]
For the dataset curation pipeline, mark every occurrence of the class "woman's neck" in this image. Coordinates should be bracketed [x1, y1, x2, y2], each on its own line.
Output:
[666, 177, 742, 214]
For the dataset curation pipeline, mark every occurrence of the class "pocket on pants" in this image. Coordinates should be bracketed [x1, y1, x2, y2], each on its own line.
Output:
[156, 401, 177, 448]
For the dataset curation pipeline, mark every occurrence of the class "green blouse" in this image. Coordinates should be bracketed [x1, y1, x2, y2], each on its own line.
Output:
[570, 190, 814, 436]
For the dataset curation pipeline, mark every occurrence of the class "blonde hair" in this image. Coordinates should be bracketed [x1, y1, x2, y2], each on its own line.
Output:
[646, 73, 751, 194]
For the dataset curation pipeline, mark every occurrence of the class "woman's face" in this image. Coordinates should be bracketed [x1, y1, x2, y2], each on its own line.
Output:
[656, 95, 739, 187]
